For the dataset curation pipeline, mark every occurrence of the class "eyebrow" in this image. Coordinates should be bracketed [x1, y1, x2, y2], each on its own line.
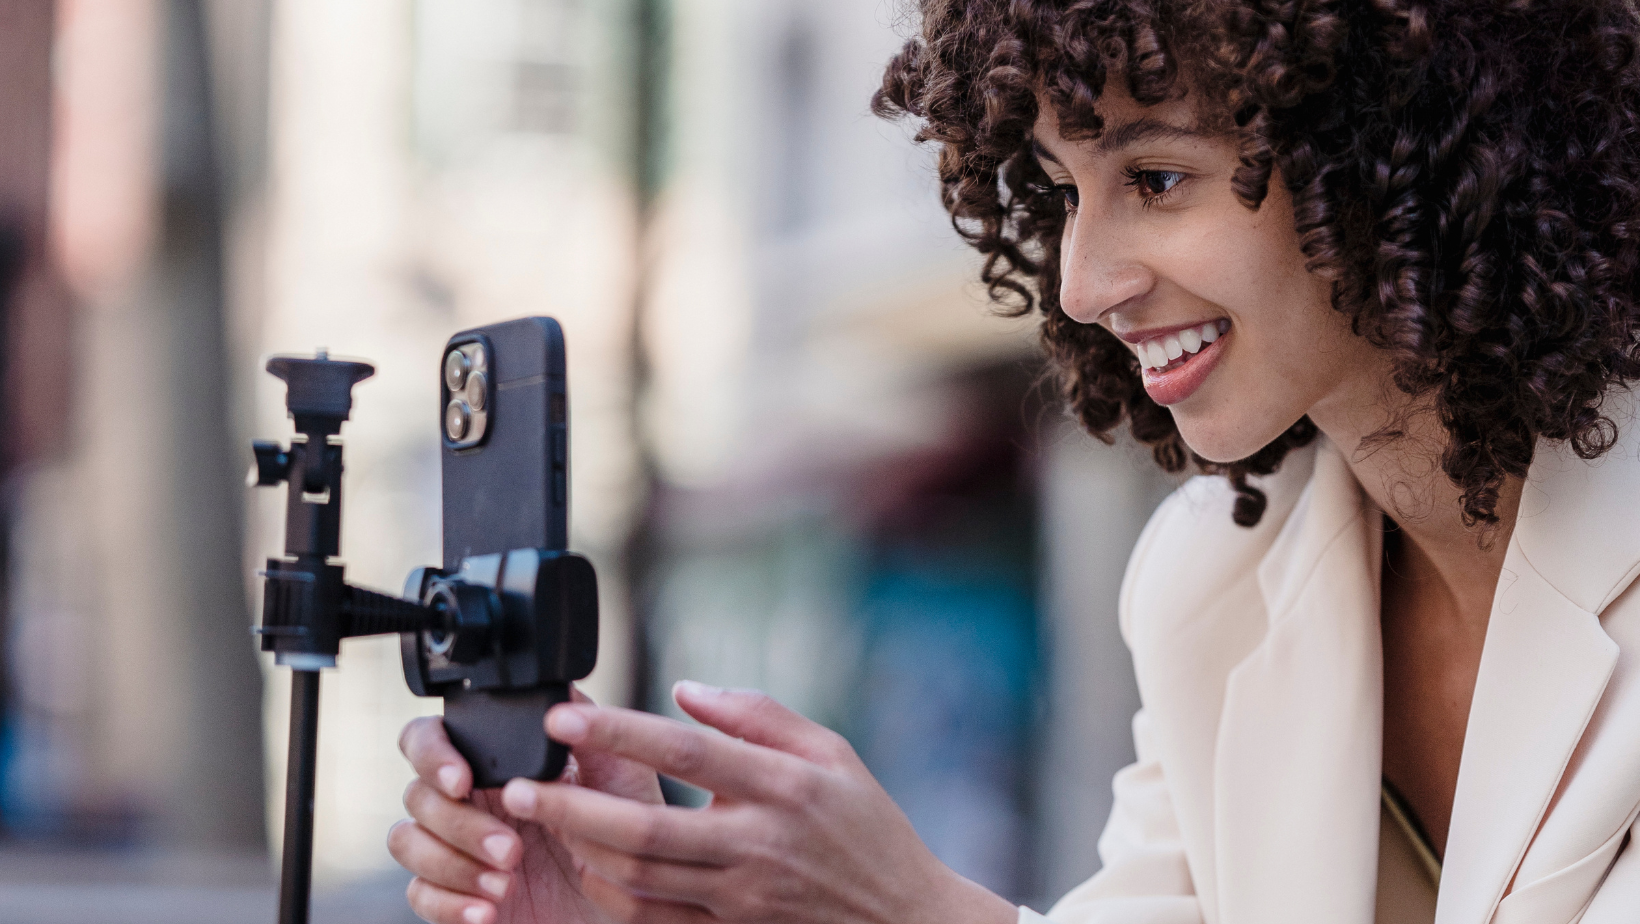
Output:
[1032, 117, 1208, 164]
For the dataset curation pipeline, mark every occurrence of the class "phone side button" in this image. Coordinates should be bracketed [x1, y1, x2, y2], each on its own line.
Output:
[552, 429, 567, 466]
[554, 470, 566, 504]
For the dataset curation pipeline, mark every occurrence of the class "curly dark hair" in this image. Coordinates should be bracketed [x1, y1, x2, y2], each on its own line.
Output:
[873, 0, 1640, 527]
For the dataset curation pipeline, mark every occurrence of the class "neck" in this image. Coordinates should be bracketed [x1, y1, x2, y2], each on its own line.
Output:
[1307, 380, 1522, 619]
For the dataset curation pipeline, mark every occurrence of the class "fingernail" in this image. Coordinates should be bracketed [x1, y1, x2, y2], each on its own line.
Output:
[674, 679, 722, 700]
[463, 905, 489, 924]
[438, 765, 462, 796]
[501, 779, 537, 818]
[547, 707, 589, 742]
[483, 833, 515, 866]
[478, 871, 509, 899]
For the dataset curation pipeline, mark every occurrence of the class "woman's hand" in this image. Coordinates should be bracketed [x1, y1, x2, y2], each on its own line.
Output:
[499, 681, 1017, 924]
[389, 687, 664, 924]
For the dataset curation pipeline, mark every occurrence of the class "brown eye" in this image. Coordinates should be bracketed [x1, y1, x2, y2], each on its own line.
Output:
[1124, 169, 1185, 201]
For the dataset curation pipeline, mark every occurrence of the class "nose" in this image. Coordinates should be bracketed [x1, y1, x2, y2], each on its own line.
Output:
[1058, 211, 1155, 324]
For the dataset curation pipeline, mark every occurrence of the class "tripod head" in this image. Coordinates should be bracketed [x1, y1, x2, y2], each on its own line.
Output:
[251, 352, 439, 668]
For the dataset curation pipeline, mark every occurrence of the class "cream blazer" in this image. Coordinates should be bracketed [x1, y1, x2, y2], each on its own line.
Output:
[1024, 396, 1640, 924]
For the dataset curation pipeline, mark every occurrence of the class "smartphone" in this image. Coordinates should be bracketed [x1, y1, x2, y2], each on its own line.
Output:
[441, 317, 569, 563]
[401, 316, 595, 788]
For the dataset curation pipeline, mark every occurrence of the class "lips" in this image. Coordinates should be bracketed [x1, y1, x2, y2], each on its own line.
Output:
[1130, 320, 1231, 406]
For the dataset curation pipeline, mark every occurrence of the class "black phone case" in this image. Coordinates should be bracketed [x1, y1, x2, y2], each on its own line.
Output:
[440, 317, 573, 787]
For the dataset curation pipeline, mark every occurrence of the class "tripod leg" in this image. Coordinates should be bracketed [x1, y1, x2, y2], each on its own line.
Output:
[280, 669, 321, 924]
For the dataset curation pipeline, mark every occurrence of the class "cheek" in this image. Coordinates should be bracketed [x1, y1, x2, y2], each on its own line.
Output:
[1163, 209, 1351, 462]
[1173, 194, 1318, 317]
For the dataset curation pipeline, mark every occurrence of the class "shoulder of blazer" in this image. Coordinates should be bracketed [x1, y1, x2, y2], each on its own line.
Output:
[1117, 440, 1324, 652]
[1514, 386, 1640, 616]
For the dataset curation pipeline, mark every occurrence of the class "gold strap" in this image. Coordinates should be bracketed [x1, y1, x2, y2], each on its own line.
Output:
[1381, 781, 1443, 889]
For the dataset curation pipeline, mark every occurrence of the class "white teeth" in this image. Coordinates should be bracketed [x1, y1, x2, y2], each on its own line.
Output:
[1136, 320, 1228, 371]
[1146, 341, 1168, 368]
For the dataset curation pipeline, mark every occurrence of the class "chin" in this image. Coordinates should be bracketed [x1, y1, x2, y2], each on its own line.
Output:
[1172, 416, 1290, 466]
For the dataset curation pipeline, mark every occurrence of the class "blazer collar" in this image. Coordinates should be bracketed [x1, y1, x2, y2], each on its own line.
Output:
[1511, 389, 1640, 615]
[1215, 437, 1386, 924]
[1437, 390, 1640, 924]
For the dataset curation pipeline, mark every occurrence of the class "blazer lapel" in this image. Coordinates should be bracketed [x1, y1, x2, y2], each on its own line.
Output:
[1434, 553, 1618, 924]
[1214, 440, 1385, 924]
[1437, 392, 1640, 924]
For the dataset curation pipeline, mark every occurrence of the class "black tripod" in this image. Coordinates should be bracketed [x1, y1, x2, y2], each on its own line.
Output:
[250, 353, 447, 924]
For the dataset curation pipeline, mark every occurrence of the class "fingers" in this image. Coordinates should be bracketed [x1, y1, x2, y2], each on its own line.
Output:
[405, 876, 498, 924]
[561, 690, 666, 805]
[567, 743, 668, 805]
[546, 703, 808, 801]
[580, 869, 714, 924]
[502, 778, 737, 865]
[388, 820, 512, 902]
[564, 834, 718, 907]
[400, 716, 471, 800]
[403, 779, 522, 871]
[672, 681, 857, 768]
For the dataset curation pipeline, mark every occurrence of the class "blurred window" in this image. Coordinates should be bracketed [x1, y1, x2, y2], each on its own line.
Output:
[412, 0, 581, 165]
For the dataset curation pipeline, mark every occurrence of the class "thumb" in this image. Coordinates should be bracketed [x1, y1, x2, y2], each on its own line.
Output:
[671, 681, 855, 768]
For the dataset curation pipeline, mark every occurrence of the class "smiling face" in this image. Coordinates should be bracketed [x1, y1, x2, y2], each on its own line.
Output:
[1034, 88, 1390, 463]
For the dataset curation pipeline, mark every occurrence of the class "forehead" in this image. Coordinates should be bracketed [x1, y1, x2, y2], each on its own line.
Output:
[1032, 85, 1209, 152]
[1029, 86, 1226, 164]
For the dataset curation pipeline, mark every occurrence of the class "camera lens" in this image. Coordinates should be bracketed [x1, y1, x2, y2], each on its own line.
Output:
[465, 371, 487, 411]
[469, 344, 486, 371]
[445, 399, 471, 441]
[444, 350, 470, 392]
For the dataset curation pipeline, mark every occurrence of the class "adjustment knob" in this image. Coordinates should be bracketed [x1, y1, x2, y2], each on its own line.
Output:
[249, 440, 291, 487]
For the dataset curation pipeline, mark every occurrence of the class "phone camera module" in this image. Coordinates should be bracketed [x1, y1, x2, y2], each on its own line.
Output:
[445, 399, 471, 441]
[443, 340, 490, 449]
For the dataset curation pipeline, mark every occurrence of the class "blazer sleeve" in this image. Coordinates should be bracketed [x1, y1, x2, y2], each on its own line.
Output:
[1017, 481, 1218, 924]
[1017, 709, 1203, 924]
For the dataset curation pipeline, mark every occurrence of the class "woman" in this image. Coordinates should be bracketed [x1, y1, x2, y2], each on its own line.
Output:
[389, 2, 1640, 922]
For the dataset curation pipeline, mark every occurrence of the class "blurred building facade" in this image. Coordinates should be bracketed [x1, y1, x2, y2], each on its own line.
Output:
[5, 0, 265, 852]
[632, 0, 1174, 906]
[0, 0, 1172, 915]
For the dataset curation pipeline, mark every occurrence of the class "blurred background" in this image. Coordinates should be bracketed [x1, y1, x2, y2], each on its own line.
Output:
[0, 0, 1173, 920]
